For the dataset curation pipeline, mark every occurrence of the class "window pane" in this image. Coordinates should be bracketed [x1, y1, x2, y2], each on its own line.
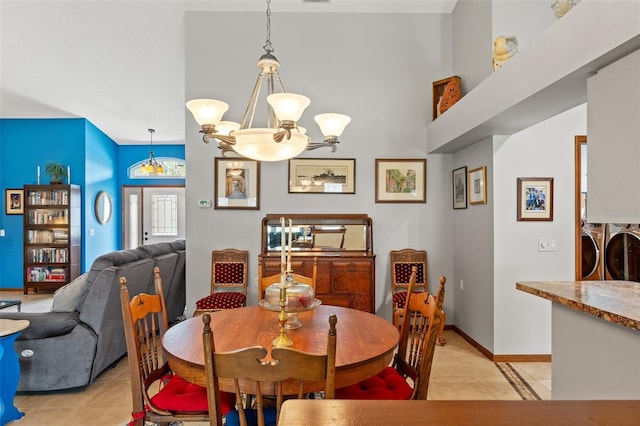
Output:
[151, 194, 178, 236]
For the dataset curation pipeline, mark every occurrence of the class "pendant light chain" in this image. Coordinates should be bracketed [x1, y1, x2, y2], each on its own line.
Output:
[263, 0, 274, 54]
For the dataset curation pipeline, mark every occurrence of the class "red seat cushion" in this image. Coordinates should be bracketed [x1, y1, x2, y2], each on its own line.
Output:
[150, 374, 235, 413]
[335, 367, 413, 400]
[195, 292, 246, 310]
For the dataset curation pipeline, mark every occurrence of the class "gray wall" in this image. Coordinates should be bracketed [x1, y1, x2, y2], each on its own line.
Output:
[185, 11, 454, 322]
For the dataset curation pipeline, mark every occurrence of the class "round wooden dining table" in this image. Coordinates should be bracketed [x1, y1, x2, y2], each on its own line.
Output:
[162, 305, 399, 395]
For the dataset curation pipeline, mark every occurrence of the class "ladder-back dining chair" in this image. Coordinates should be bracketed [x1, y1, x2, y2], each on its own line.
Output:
[120, 267, 235, 425]
[336, 267, 446, 401]
[202, 312, 337, 426]
[195, 249, 249, 315]
[390, 248, 446, 345]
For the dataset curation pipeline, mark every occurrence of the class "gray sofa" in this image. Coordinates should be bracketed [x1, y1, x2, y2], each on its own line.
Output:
[0, 240, 186, 392]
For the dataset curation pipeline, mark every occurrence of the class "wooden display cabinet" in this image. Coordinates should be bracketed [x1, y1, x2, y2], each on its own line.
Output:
[23, 185, 81, 294]
[259, 214, 376, 313]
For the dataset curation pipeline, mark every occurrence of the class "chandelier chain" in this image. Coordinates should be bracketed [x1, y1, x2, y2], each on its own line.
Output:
[263, 0, 274, 54]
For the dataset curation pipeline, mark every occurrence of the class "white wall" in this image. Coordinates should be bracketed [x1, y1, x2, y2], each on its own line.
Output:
[185, 11, 454, 321]
[493, 103, 586, 354]
[452, 137, 495, 351]
[452, 0, 493, 92]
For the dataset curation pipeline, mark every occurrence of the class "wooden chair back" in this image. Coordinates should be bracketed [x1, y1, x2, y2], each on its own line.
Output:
[120, 267, 208, 424]
[395, 266, 446, 400]
[390, 248, 428, 294]
[202, 313, 337, 426]
[258, 257, 317, 298]
[211, 248, 249, 295]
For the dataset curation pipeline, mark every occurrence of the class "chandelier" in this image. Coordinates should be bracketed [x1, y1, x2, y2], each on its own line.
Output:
[140, 128, 164, 174]
[186, 0, 351, 162]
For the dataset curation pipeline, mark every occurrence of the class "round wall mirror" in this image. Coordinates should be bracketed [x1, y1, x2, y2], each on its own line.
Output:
[95, 191, 112, 225]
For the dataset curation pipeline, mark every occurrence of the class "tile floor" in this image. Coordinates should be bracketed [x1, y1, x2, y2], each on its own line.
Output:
[1, 291, 551, 426]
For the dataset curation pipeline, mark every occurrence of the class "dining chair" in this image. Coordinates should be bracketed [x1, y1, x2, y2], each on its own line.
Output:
[202, 312, 338, 426]
[195, 249, 249, 315]
[120, 267, 235, 425]
[390, 248, 446, 345]
[336, 267, 446, 401]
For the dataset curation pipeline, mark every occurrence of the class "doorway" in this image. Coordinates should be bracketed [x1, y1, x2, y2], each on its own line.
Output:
[122, 186, 186, 249]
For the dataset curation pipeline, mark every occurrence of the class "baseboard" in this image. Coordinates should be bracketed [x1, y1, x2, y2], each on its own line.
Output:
[452, 325, 552, 362]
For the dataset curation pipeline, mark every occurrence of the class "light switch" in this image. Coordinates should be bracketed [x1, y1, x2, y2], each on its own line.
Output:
[538, 237, 557, 252]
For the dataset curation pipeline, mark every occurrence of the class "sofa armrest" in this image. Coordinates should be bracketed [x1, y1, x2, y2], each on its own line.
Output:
[0, 311, 80, 340]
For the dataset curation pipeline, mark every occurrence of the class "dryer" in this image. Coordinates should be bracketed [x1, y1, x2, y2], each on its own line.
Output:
[581, 222, 605, 280]
[604, 224, 640, 282]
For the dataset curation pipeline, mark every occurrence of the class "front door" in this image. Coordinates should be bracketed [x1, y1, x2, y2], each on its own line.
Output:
[123, 186, 185, 249]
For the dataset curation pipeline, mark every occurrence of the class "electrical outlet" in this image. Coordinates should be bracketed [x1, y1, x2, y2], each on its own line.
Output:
[459, 279, 464, 291]
[0, 229, 5, 237]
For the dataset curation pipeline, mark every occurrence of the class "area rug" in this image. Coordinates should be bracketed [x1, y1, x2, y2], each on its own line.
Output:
[494, 362, 542, 400]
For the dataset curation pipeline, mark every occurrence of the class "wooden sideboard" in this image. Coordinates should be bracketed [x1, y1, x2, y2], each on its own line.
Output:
[259, 214, 375, 313]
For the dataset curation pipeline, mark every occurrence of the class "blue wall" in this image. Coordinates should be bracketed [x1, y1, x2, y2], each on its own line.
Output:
[0, 118, 184, 290]
[1, 119, 88, 289]
[84, 121, 119, 269]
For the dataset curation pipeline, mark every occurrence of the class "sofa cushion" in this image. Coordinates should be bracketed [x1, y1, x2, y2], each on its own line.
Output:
[52, 272, 90, 312]
[4, 312, 81, 340]
[86, 248, 147, 285]
[137, 242, 175, 258]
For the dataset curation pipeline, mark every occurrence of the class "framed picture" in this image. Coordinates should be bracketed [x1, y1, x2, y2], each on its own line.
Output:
[214, 158, 260, 210]
[517, 177, 554, 221]
[5, 189, 24, 215]
[468, 166, 487, 205]
[375, 158, 426, 203]
[288, 158, 355, 194]
[452, 166, 467, 209]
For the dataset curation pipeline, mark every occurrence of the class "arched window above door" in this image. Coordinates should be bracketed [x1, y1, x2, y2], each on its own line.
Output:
[128, 157, 186, 179]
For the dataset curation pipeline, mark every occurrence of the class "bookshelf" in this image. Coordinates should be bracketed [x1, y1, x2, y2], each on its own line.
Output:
[23, 184, 81, 294]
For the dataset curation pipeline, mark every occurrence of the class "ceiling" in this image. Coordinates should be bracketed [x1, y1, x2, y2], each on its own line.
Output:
[0, 0, 457, 145]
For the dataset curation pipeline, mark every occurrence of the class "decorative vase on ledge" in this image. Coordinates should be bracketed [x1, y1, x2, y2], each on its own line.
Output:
[551, 0, 581, 19]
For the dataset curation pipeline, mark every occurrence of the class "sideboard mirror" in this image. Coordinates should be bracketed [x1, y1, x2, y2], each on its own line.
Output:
[261, 214, 373, 254]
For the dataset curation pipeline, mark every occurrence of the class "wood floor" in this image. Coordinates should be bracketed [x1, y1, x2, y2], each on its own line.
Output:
[1, 292, 551, 426]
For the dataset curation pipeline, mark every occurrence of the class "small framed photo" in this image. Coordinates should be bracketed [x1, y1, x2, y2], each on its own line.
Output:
[5, 189, 24, 215]
[375, 158, 426, 203]
[517, 177, 554, 221]
[288, 158, 355, 194]
[214, 158, 260, 210]
[468, 166, 487, 205]
[452, 166, 467, 209]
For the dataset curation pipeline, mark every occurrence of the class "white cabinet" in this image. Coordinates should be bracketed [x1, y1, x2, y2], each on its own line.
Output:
[587, 49, 640, 224]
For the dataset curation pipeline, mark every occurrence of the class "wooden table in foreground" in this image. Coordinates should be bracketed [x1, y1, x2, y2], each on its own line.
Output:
[278, 399, 640, 425]
[162, 305, 398, 394]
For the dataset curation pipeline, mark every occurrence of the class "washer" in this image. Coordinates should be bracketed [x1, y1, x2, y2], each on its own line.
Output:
[605, 224, 640, 282]
[581, 222, 605, 280]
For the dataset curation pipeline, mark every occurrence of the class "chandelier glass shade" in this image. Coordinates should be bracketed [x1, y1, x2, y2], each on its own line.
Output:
[185, 0, 350, 162]
[140, 128, 163, 174]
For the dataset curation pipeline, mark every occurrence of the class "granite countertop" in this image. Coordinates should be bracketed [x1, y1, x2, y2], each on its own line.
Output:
[516, 281, 640, 331]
